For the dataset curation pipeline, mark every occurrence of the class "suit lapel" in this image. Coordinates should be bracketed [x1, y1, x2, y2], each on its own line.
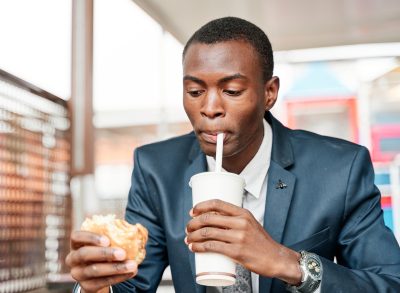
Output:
[263, 161, 296, 243]
[182, 140, 207, 293]
[259, 112, 296, 293]
[259, 161, 296, 293]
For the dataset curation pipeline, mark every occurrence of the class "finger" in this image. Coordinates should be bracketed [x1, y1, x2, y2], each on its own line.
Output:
[71, 231, 110, 250]
[191, 199, 243, 217]
[66, 246, 126, 266]
[71, 260, 138, 281]
[190, 240, 238, 260]
[186, 212, 245, 232]
[80, 272, 136, 292]
[186, 227, 245, 244]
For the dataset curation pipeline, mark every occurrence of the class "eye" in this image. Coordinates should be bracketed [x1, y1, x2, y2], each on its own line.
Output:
[223, 89, 243, 96]
[187, 90, 204, 97]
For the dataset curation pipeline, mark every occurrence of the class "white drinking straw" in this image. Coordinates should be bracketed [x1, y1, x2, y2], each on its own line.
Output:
[215, 133, 224, 173]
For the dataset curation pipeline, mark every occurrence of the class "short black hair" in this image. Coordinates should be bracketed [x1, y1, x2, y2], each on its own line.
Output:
[183, 16, 274, 82]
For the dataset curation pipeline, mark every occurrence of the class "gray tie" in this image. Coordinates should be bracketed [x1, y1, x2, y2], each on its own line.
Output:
[221, 189, 253, 292]
[222, 263, 252, 293]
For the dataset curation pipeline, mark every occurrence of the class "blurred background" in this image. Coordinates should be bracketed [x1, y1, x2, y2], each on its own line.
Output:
[0, 0, 399, 292]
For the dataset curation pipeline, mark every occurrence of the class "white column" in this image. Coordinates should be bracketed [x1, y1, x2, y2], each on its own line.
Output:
[71, 0, 94, 229]
[356, 81, 372, 149]
[157, 28, 168, 139]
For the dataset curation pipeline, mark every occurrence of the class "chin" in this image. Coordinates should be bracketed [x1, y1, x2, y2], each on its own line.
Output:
[199, 143, 216, 157]
[199, 142, 238, 159]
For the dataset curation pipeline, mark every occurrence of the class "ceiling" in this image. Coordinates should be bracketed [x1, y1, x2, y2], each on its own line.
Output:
[132, 0, 400, 51]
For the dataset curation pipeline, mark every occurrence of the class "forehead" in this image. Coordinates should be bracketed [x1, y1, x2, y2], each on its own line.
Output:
[183, 40, 260, 75]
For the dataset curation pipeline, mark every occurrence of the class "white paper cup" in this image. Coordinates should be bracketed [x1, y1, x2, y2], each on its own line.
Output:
[189, 171, 245, 286]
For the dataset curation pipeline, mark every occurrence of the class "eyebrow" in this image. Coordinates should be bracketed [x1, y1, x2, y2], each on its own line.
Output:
[183, 73, 248, 85]
[183, 75, 205, 86]
[218, 73, 248, 84]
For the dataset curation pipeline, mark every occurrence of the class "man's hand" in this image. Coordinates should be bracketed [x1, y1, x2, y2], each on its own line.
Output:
[66, 231, 138, 293]
[185, 199, 302, 285]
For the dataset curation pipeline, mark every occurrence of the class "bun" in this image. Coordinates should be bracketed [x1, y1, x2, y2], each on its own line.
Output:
[81, 214, 148, 264]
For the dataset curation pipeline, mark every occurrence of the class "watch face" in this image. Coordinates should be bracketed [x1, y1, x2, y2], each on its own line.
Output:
[306, 255, 322, 279]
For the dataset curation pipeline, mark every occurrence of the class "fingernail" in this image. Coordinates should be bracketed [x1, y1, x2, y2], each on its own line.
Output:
[185, 227, 188, 234]
[189, 209, 194, 216]
[99, 236, 110, 246]
[126, 261, 137, 271]
[113, 249, 126, 260]
[188, 243, 193, 251]
[184, 236, 188, 244]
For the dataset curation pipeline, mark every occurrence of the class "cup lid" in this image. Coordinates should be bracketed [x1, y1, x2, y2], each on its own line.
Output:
[189, 171, 245, 188]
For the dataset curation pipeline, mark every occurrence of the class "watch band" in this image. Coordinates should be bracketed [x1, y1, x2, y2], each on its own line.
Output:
[286, 251, 322, 293]
[75, 284, 114, 293]
[295, 276, 321, 293]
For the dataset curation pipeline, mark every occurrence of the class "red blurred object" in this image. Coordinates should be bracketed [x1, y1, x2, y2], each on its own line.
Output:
[286, 97, 358, 143]
[371, 124, 400, 162]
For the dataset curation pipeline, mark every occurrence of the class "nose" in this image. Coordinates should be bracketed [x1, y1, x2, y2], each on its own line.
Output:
[200, 91, 225, 119]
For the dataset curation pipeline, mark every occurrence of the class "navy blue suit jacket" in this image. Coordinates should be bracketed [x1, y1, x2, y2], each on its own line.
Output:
[112, 113, 400, 292]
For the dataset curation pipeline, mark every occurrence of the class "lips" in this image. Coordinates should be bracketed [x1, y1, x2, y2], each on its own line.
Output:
[199, 131, 226, 144]
[201, 132, 218, 143]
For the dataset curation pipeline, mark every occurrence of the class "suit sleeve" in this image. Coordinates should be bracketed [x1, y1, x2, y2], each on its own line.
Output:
[321, 146, 400, 292]
[112, 148, 168, 293]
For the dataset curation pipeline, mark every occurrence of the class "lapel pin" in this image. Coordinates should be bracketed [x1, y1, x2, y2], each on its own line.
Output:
[275, 179, 287, 189]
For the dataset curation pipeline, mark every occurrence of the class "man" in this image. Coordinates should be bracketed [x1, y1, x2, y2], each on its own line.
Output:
[66, 17, 400, 292]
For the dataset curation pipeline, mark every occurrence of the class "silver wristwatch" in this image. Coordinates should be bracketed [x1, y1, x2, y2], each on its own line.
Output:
[286, 251, 323, 293]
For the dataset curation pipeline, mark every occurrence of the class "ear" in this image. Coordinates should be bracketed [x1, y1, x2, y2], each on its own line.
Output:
[264, 76, 280, 111]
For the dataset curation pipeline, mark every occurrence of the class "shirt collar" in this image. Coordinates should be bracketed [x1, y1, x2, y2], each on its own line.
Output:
[206, 119, 273, 199]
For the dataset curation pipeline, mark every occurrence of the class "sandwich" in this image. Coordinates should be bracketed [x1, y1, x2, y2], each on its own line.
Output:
[81, 214, 148, 264]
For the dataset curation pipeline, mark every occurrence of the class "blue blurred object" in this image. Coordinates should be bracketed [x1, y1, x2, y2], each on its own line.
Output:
[384, 208, 394, 231]
[375, 173, 391, 185]
[285, 62, 353, 99]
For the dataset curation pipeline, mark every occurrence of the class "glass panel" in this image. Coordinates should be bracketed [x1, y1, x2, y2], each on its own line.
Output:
[0, 73, 71, 291]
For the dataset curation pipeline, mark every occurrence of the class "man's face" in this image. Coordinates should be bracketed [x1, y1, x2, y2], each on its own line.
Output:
[183, 40, 274, 162]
